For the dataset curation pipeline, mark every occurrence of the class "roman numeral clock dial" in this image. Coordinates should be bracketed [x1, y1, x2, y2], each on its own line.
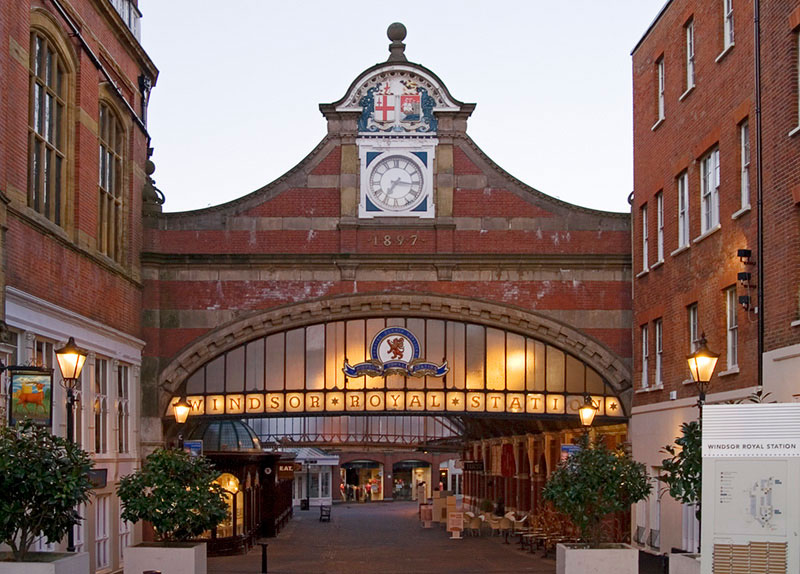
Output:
[367, 155, 424, 211]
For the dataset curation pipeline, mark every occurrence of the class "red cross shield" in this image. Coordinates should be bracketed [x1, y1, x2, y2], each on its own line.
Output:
[373, 93, 396, 123]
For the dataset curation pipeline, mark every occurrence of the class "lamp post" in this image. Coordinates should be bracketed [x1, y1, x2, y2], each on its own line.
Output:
[54, 336, 88, 553]
[685, 333, 718, 554]
[578, 394, 597, 433]
[172, 396, 191, 449]
[686, 333, 720, 419]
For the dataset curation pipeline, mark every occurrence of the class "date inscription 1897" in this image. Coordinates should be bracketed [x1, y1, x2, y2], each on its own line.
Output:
[370, 233, 422, 247]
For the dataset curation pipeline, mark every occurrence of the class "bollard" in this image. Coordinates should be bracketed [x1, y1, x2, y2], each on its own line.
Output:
[257, 541, 269, 573]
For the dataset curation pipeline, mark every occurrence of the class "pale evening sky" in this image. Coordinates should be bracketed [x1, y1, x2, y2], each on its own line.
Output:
[139, 1, 667, 214]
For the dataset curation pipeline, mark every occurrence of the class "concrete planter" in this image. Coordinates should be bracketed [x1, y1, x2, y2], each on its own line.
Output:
[0, 552, 89, 574]
[669, 552, 701, 574]
[556, 543, 638, 574]
[123, 542, 206, 574]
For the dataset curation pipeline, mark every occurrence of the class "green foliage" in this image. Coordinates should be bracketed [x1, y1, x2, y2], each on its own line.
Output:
[660, 421, 702, 520]
[118, 448, 228, 542]
[543, 434, 651, 547]
[479, 498, 494, 513]
[0, 421, 93, 561]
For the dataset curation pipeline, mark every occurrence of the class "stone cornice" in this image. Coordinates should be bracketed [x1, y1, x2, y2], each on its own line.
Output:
[141, 252, 632, 271]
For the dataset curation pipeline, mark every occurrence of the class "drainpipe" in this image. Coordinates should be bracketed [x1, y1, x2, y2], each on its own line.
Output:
[754, 0, 764, 384]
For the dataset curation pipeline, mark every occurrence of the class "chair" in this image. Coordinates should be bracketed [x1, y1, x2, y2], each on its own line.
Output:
[512, 513, 528, 533]
[468, 516, 483, 537]
[488, 515, 502, 536]
[499, 517, 513, 543]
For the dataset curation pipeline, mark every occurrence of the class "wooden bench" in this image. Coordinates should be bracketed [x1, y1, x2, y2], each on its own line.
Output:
[319, 505, 331, 522]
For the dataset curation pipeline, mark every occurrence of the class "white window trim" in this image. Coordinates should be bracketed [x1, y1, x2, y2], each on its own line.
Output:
[685, 20, 695, 91]
[678, 171, 690, 248]
[656, 58, 665, 124]
[655, 319, 663, 387]
[740, 120, 750, 210]
[641, 325, 649, 389]
[96, 494, 110, 571]
[726, 287, 738, 369]
[688, 304, 699, 353]
[700, 148, 720, 234]
[723, 0, 735, 50]
[642, 204, 649, 272]
[656, 193, 664, 262]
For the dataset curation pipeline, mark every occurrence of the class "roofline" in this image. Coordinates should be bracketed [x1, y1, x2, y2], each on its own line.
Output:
[631, 0, 674, 56]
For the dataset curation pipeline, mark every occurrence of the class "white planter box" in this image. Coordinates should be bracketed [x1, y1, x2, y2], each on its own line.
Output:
[123, 542, 206, 574]
[669, 552, 701, 574]
[0, 552, 89, 574]
[556, 543, 638, 574]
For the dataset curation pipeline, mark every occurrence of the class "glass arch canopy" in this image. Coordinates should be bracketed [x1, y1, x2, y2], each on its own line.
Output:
[166, 317, 625, 420]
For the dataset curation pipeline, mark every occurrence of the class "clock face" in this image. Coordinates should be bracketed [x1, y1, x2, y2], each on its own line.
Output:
[367, 155, 424, 211]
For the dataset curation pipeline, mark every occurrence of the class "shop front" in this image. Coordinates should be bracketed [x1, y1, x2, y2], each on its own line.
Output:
[391, 460, 431, 501]
[282, 447, 339, 508]
[341, 460, 384, 502]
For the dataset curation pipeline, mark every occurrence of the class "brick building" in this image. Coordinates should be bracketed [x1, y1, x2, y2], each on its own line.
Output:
[144, 25, 633, 520]
[0, 0, 156, 571]
[631, 0, 800, 556]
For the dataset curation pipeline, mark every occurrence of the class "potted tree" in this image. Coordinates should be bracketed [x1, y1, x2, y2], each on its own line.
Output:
[0, 421, 93, 573]
[118, 448, 228, 574]
[543, 434, 651, 574]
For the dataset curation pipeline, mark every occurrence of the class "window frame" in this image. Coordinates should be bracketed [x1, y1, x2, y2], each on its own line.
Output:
[656, 57, 665, 122]
[655, 319, 663, 387]
[117, 364, 130, 454]
[700, 147, 720, 233]
[641, 204, 649, 271]
[739, 120, 750, 209]
[94, 358, 109, 454]
[641, 325, 649, 389]
[685, 19, 695, 91]
[95, 494, 110, 570]
[678, 171, 690, 247]
[726, 287, 738, 368]
[723, 0, 735, 50]
[98, 101, 125, 263]
[656, 192, 664, 262]
[688, 304, 699, 353]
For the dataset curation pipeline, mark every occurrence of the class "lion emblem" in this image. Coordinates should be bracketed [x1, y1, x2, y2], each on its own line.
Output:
[386, 337, 405, 360]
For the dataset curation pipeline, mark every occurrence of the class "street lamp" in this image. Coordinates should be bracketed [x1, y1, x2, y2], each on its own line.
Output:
[172, 396, 191, 448]
[578, 395, 598, 429]
[54, 336, 87, 553]
[686, 333, 719, 410]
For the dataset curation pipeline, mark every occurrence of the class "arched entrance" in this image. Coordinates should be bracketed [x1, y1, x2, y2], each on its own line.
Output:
[391, 460, 431, 501]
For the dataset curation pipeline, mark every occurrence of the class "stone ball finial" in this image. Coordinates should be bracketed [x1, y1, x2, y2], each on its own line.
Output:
[387, 22, 407, 42]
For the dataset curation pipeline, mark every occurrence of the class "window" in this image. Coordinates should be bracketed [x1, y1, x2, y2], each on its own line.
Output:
[641, 204, 649, 271]
[28, 31, 67, 226]
[119, 506, 132, 564]
[72, 370, 84, 448]
[96, 494, 110, 570]
[700, 147, 720, 233]
[73, 502, 85, 553]
[117, 364, 130, 453]
[723, 0, 734, 50]
[656, 192, 664, 262]
[685, 20, 695, 90]
[98, 103, 124, 262]
[33, 338, 54, 369]
[641, 325, 649, 389]
[726, 287, 738, 368]
[688, 304, 699, 352]
[678, 172, 689, 247]
[95, 358, 108, 454]
[740, 120, 750, 209]
[656, 57, 665, 122]
[655, 319, 663, 386]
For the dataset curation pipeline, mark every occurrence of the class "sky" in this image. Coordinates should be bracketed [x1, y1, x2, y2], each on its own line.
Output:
[139, 1, 667, 214]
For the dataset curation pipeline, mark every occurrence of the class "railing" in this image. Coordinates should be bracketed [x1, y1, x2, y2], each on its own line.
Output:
[108, 0, 141, 41]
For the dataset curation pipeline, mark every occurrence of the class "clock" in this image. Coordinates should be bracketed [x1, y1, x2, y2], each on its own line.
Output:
[367, 155, 424, 211]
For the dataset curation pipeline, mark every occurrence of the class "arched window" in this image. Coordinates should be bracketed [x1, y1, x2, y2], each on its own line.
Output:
[28, 30, 67, 225]
[98, 102, 124, 261]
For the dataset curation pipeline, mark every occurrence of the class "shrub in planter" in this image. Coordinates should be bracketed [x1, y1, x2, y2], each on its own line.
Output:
[543, 434, 651, 548]
[118, 448, 228, 542]
[0, 421, 93, 561]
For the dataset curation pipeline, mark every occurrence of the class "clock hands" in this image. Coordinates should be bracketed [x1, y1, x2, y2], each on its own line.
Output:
[387, 177, 412, 194]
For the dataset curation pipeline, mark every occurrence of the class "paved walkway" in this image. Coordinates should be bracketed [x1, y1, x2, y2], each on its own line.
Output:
[208, 502, 557, 574]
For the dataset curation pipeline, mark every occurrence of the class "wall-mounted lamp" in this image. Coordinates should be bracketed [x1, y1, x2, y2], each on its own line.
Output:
[738, 295, 751, 310]
[737, 249, 756, 266]
[737, 272, 752, 284]
[578, 395, 598, 429]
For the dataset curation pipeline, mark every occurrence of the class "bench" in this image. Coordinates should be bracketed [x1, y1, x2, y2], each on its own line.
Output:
[319, 505, 331, 522]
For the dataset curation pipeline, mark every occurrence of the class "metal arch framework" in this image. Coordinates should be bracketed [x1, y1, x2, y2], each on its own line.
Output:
[159, 293, 632, 424]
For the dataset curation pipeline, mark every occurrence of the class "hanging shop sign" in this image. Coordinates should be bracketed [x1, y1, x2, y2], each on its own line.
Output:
[343, 327, 448, 378]
[8, 367, 54, 430]
[463, 461, 484, 471]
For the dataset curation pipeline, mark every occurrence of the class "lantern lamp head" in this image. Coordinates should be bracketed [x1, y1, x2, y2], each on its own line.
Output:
[173, 396, 191, 424]
[686, 333, 719, 394]
[55, 337, 88, 387]
[578, 395, 598, 427]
